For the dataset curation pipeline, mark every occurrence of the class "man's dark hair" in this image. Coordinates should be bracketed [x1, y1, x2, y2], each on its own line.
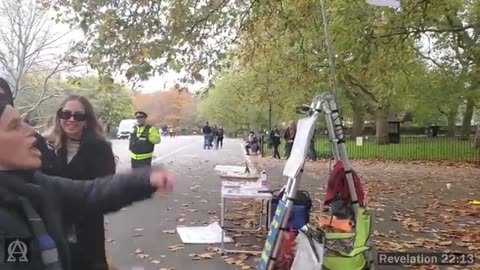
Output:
[0, 77, 14, 106]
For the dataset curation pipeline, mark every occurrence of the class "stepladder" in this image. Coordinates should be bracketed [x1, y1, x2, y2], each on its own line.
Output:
[257, 92, 360, 270]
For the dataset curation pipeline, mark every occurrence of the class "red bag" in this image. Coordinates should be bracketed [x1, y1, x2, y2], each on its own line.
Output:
[274, 226, 295, 270]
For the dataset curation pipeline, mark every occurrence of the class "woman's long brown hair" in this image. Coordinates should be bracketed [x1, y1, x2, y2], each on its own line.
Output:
[44, 94, 105, 151]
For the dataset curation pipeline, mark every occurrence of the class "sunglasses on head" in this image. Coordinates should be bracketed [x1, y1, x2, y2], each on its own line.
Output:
[58, 110, 87, 121]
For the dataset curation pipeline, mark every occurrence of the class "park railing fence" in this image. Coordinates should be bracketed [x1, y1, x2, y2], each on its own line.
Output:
[260, 134, 480, 163]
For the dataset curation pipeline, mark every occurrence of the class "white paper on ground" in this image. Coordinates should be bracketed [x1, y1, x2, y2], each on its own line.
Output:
[283, 116, 317, 178]
[176, 222, 234, 244]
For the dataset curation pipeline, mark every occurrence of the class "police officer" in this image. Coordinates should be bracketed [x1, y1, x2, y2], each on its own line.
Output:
[129, 111, 160, 168]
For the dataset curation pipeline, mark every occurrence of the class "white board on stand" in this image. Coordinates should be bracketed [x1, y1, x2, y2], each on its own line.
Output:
[283, 116, 317, 179]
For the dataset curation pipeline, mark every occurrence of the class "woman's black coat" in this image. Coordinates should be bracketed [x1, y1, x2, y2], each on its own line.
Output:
[47, 136, 116, 270]
[0, 169, 155, 270]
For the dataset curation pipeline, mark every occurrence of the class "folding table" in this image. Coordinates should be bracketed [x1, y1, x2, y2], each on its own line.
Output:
[220, 181, 272, 255]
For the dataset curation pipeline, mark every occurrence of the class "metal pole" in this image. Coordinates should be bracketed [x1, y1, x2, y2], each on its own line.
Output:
[319, 0, 339, 98]
[268, 102, 272, 131]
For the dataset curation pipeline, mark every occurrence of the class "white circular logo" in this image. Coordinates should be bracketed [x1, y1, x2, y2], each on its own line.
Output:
[6, 239, 28, 262]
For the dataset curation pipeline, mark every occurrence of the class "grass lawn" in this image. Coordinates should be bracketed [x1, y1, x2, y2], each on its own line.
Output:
[263, 136, 480, 162]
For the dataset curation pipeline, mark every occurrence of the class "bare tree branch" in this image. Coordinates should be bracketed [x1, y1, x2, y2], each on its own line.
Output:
[0, 0, 72, 103]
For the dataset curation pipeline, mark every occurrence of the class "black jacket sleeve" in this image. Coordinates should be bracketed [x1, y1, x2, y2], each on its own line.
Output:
[34, 170, 156, 215]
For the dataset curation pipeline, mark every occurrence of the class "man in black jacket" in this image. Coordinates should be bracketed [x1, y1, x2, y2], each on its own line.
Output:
[0, 90, 176, 270]
[202, 121, 212, 149]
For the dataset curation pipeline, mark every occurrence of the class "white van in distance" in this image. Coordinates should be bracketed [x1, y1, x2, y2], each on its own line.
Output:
[117, 119, 137, 139]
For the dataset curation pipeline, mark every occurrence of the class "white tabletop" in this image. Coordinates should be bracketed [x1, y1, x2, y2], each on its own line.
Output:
[221, 181, 272, 199]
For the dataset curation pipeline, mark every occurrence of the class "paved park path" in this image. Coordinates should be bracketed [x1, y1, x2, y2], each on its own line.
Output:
[107, 136, 255, 270]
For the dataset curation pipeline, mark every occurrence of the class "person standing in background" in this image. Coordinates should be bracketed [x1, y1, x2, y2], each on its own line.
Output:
[202, 121, 212, 149]
[217, 124, 225, 149]
[284, 120, 296, 159]
[212, 124, 219, 149]
[270, 126, 281, 159]
[129, 111, 160, 168]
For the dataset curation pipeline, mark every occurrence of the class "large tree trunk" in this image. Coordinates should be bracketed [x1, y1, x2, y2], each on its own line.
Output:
[461, 97, 475, 139]
[474, 124, 480, 148]
[446, 107, 458, 137]
[375, 108, 389, 145]
[351, 101, 365, 138]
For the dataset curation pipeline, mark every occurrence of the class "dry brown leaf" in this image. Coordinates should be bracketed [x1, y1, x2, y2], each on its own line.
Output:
[191, 252, 216, 260]
[177, 217, 186, 223]
[168, 244, 185, 252]
[136, 253, 150, 259]
[438, 240, 452, 246]
[224, 257, 236, 264]
[238, 253, 250, 261]
[206, 246, 221, 253]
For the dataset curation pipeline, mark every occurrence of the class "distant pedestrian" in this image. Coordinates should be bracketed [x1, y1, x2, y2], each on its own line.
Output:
[284, 120, 296, 159]
[217, 125, 224, 149]
[212, 124, 219, 149]
[270, 126, 281, 159]
[202, 121, 212, 149]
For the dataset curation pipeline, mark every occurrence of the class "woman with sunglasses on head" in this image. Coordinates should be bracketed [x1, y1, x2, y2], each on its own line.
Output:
[43, 95, 119, 270]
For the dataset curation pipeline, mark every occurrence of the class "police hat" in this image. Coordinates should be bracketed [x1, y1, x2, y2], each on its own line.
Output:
[135, 111, 148, 118]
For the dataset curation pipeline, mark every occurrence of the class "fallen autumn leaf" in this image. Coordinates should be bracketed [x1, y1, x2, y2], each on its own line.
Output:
[168, 244, 185, 252]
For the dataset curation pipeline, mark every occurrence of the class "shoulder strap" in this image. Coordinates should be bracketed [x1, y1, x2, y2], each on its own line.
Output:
[142, 125, 151, 136]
